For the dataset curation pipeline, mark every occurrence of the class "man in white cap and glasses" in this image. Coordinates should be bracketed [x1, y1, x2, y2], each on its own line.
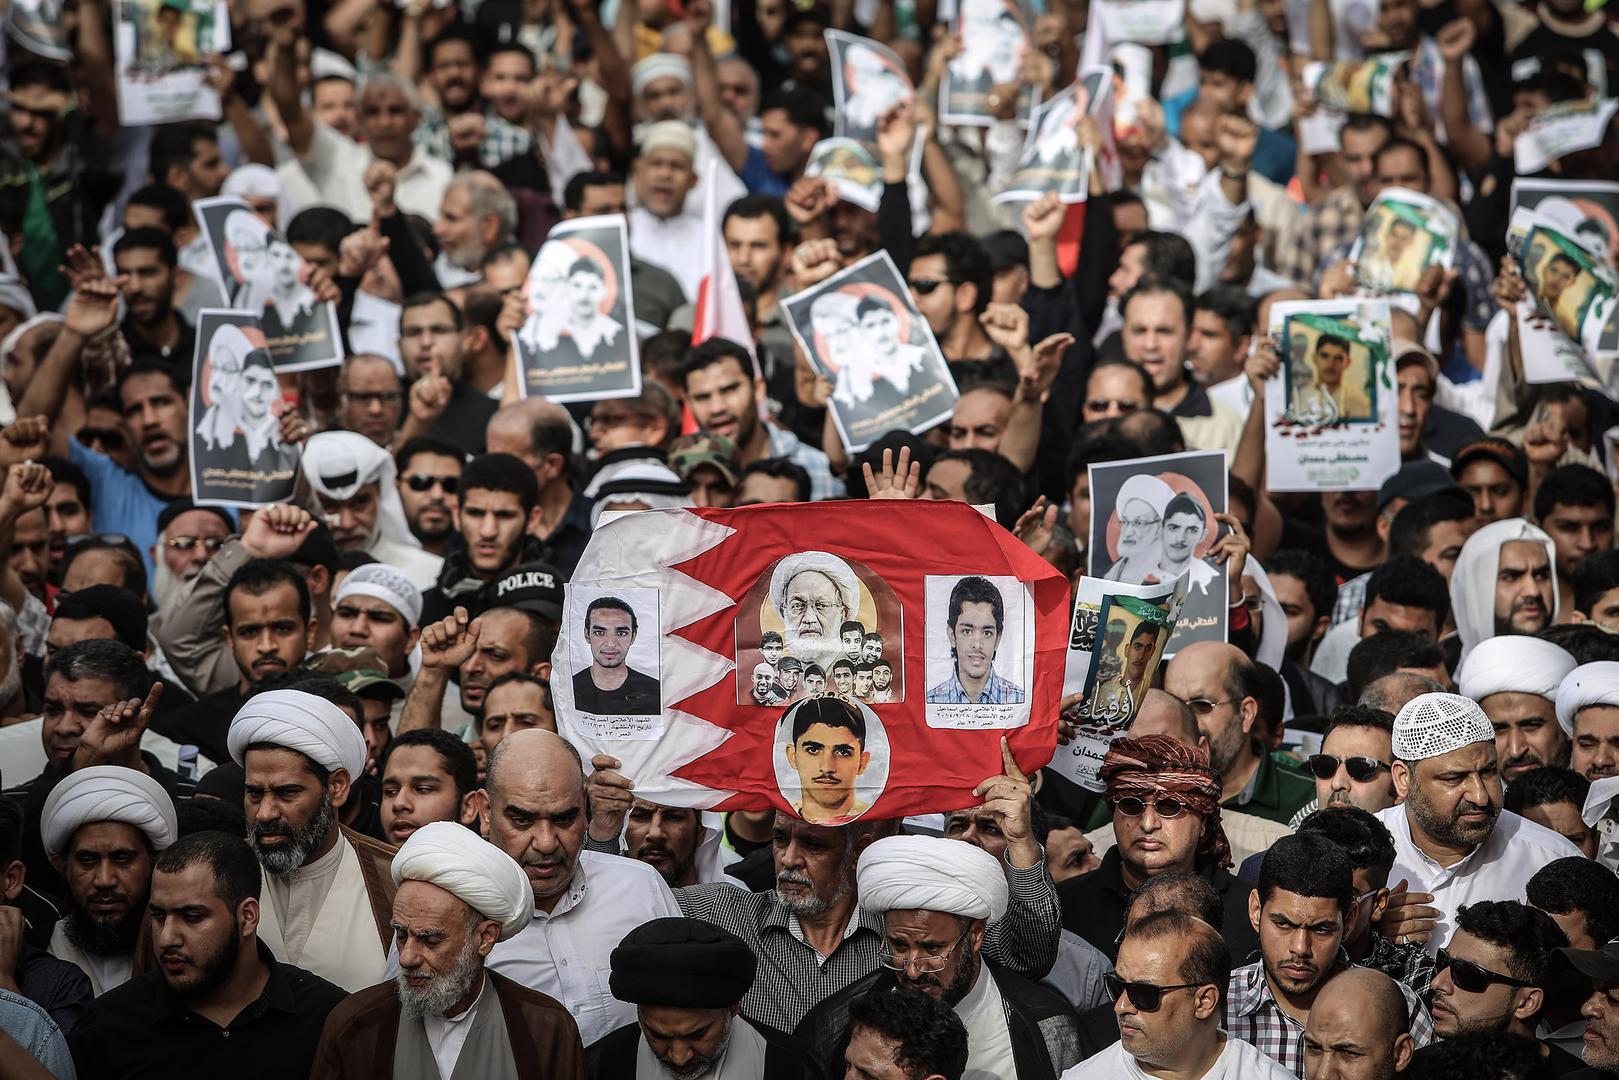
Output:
[1374, 693, 1581, 954]
[799, 834, 1082, 1080]
[309, 821, 587, 1079]
[227, 687, 400, 991]
[331, 563, 422, 717]
[40, 765, 176, 995]
[1456, 636, 1578, 782]
[301, 430, 443, 592]
[1555, 661, 1619, 783]
[1448, 519, 1558, 664]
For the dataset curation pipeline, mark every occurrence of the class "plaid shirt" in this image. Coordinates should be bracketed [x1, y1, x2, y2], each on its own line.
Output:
[676, 855, 1059, 1033]
[1319, 235, 1496, 332]
[1225, 958, 1433, 1075]
[1332, 572, 1370, 627]
[414, 105, 534, 168]
[1364, 931, 1438, 1004]
[925, 668, 1026, 704]
[766, 422, 846, 501]
[1274, 185, 1364, 288]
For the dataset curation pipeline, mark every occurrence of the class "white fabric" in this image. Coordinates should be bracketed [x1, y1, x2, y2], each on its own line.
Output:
[257, 832, 389, 992]
[958, 964, 1017, 1080]
[423, 970, 484, 1079]
[628, 205, 704, 302]
[1449, 519, 1559, 663]
[0, 275, 36, 319]
[634, 1013, 768, 1079]
[768, 551, 861, 620]
[40, 765, 177, 857]
[585, 459, 693, 527]
[637, 119, 697, 160]
[1556, 661, 1619, 738]
[227, 688, 368, 778]
[302, 430, 420, 551]
[1309, 616, 1360, 685]
[632, 54, 694, 96]
[1392, 692, 1494, 761]
[222, 164, 293, 230]
[1457, 636, 1577, 704]
[49, 920, 133, 996]
[1059, 1032, 1296, 1079]
[279, 120, 452, 225]
[856, 835, 1010, 922]
[0, 313, 61, 368]
[1375, 804, 1581, 952]
[1582, 774, 1619, 873]
[0, 720, 210, 793]
[392, 821, 532, 942]
[347, 291, 404, 372]
[337, 563, 424, 628]
[1243, 554, 1287, 676]
[369, 535, 445, 594]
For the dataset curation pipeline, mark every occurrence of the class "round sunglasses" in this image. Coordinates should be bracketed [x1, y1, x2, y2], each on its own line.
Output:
[1111, 795, 1189, 819]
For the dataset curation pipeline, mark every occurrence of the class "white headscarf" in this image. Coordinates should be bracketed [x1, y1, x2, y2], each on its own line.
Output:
[391, 821, 534, 940]
[1556, 661, 1619, 738]
[1457, 636, 1577, 704]
[227, 688, 367, 779]
[584, 458, 693, 528]
[1448, 519, 1558, 663]
[222, 164, 295, 231]
[856, 835, 1009, 922]
[301, 430, 419, 549]
[40, 766, 177, 857]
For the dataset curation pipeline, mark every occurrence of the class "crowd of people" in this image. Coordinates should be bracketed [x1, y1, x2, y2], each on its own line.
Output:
[0, 0, 1614, 1074]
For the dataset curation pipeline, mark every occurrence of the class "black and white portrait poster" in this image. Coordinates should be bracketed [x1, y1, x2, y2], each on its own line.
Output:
[193, 196, 343, 372]
[1512, 178, 1619, 358]
[189, 310, 299, 508]
[515, 214, 641, 404]
[939, 0, 1038, 127]
[564, 585, 664, 740]
[115, 0, 229, 125]
[1087, 450, 1229, 653]
[6, 0, 71, 60]
[996, 69, 1119, 205]
[923, 573, 1033, 731]
[782, 251, 958, 454]
[827, 30, 915, 147]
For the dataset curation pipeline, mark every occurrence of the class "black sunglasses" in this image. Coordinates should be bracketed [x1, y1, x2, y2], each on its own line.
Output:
[1436, 949, 1533, 994]
[1111, 795, 1188, 819]
[78, 426, 125, 450]
[1104, 972, 1204, 1011]
[402, 474, 459, 493]
[1306, 754, 1391, 782]
[908, 278, 950, 295]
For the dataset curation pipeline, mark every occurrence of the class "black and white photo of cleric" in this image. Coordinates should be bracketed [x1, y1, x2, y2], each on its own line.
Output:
[2, 0, 1617, 1075]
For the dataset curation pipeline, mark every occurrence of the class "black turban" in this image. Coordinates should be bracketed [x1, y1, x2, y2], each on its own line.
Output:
[609, 917, 757, 1008]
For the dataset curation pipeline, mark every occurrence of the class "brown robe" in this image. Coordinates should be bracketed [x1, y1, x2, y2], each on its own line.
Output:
[308, 969, 587, 1080]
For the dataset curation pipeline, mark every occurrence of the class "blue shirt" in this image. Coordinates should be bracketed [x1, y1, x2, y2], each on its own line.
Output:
[740, 145, 790, 197]
[69, 438, 168, 586]
[0, 987, 75, 1079]
[925, 668, 1025, 704]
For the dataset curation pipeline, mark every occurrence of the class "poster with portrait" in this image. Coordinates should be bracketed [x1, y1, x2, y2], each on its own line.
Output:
[5, 0, 71, 60]
[1090, 0, 1186, 45]
[114, 0, 229, 126]
[551, 500, 1068, 823]
[940, 0, 1039, 127]
[1087, 450, 1227, 654]
[1514, 98, 1619, 175]
[563, 586, 663, 740]
[922, 574, 1034, 730]
[1512, 179, 1619, 360]
[1508, 206, 1619, 382]
[995, 68, 1120, 205]
[514, 213, 641, 403]
[827, 30, 915, 148]
[1349, 188, 1458, 301]
[189, 310, 299, 508]
[1263, 299, 1399, 492]
[1301, 53, 1406, 116]
[193, 196, 343, 372]
[804, 139, 884, 213]
[1053, 573, 1188, 791]
[735, 550, 905, 708]
[781, 250, 957, 454]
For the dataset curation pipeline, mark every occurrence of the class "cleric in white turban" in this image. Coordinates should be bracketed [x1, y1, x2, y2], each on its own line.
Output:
[310, 822, 588, 1079]
[1557, 663, 1619, 787]
[41, 765, 177, 858]
[857, 834, 1011, 922]
[769, 551, 863, 670]
[1456, 636, 1578, 781]
[1449, 519, 1558, 663]
[228, 687, 367, 780]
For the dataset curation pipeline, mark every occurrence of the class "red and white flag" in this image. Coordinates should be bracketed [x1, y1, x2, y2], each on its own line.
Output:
[691, 158, 761, 379]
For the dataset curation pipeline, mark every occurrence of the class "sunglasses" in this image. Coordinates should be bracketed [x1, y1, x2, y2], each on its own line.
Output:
[1111, 795, 1188, 819]
[1306, 754, 1390, 782]
[165, 535, 234, 553]
[346, 390, 404, 405]
[1085, 399, 1142, 414]
[908, 278, 950, 295]
[78, 426, 125, 451]
[1436, 949, 1533, 994]
[1104, 972, 1204, 1011]
[402, 474, 459, 493]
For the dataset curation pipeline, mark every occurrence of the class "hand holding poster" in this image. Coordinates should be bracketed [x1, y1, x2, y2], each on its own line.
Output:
[1350, 188, 1458, 299]
[803, 139, 884, 213]
[939, 0, 1038, 127]
[995, 68, 1120, 205]
[189, 310, 300, 508]
[1514, 98, 1619, 175]
[1263, 299, 1399, 492]
[827, 30, 915, 148]
[1301, 53, 1407, 115]
[1508, 206, 1619, 358]
[1510, 179, 1619, 361]
[193, 197, 344, 372]
[552, 501, 1068, 821]
[781, 251, 958, 454]
[115, 0, 230, 125]
[514, 214, 641, 402]
[1090, 0, 1187, 46]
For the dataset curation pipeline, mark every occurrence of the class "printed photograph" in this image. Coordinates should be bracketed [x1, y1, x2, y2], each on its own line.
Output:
[828, 30, 914, 146]
[1522, 227, 1615, 346]
[804, 138, 883, 212]
[189, 310, 299, 507]
[1354, 194, 1455, 294]
[940, 0, 1035, 125]
[568, 587, 662, 717]
[515, 214, 641, 402]
[923, 574, 1027, 706]
[772, 696, 890, 825]
[1077, 593, 1177, 726]
[1281, 312, 1380, 426]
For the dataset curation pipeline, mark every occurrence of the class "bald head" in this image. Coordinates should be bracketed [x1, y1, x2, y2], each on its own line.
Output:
[1358, 672, 1445, 716]
[486, 728, 583, 794]
[482, 729, 588, 907]
[487, 398, 573, 488]
[1304, 968, 1413, 1080]
[1131, 689, 1200, 746]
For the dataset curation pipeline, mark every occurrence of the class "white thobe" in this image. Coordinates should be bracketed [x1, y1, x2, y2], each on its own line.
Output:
[423, 972, 486, 1079]
[627, 206, 704, 303]
[278, 121, 453, 225]
[47, 921, 131, 996]
[257, 833, 389, 992]
[957, 966, 1017, 1080]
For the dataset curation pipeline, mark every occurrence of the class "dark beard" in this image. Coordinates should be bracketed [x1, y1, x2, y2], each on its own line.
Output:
[249, 789, 337, 875]
[905, 950, 980, 1007]
[160, 917, 242, 999]
[63, 898, 145, 957]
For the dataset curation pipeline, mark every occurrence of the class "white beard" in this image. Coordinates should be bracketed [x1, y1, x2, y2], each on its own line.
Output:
[152, 559, 202, 620]
[782, 626, 843, 671]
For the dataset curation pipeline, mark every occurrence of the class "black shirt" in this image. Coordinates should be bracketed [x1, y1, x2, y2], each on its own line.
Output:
[153, 686, 247, 769]
[428, 379, 499, 456]
[1057, 847, 1260, 964]
[67, 941, 346, 1080]
[572, 665, 661, 715]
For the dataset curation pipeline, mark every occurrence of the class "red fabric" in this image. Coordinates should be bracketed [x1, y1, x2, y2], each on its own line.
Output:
[1056, 202, 1087, 279]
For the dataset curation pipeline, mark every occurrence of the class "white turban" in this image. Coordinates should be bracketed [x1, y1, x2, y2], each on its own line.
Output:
[1457, 636, 1577, 704]
[301, 430, 418, 549]
[770, 552, 861, 619]
[1116, 474, 1175, 520]
[632, 53, 694, 96]
[336, 562, 423, 627]
[228, 688, 367, 779]
[1, 313, 61, 365]
[1449, 519, 1558, 663]
[391, 821, 533, 941]
[1556, 661, 1619, 738]
[637, 120, 698, 162]
[40, 766, 177, 858]
[856, 835, 1009, 922]
[1392, 692, 1494, 761]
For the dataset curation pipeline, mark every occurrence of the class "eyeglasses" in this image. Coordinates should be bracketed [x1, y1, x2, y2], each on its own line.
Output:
[908, 279, 950, 295]
[1103, 972, 1205, 1011]
[785, 599, 841, 619]
[78, 426, 125, 451]
[402, 473, 459, 493]
[878, 928, 970, 974]
[1183, 697, 1236, 717]
[1435, 949, 1533, 993]
[1306, 754, 1390, 782]
[345, 390, 404, 406]
[165, 535, 234, 553]
[1111, 795, 1188, 819]
[1085, 399, 1142, 415]
[1119, 515, 1161, 530]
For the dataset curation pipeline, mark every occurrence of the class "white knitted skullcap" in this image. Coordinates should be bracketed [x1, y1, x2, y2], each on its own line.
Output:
[1392, 692, 1495, 761]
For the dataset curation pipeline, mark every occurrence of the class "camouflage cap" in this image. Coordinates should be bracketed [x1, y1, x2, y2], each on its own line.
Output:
[303, 646, 406, 701]
[668, 433, 741, 485]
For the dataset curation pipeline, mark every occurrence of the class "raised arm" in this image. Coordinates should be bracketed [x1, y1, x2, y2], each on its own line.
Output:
[680, 1, 750, 174]
[16, 276, 122, 422]
[398, 609, 481, 732]
[267, 3, 314, 158]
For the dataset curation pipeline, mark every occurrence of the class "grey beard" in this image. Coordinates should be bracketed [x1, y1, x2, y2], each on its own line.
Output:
[776, 867, 852, 918]
[657, 1019, 732, 1080]
[152, 558, 201, 617]
[250, 790, 336, 875]
[397, 937, 483, 1020]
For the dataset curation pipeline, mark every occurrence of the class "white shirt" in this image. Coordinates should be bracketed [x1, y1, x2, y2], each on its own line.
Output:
[487, 851, 681, 1047]
[279, 121, 453, 225]
[1061, 1032, 1295, 1080]
[423, 970, 486, 1080]
[1375, 804, 1582, 951]
[627, 205, 703, 303]
[958, 966, 1016, 1080]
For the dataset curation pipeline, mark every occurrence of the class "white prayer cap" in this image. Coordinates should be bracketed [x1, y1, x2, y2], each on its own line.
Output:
[1116, 474, 1176, 519]
[228, 688, 367, 779]
[632, 53, 694, 96]
[769, 551, 861, 618]
[391, 821, 533, 940]
[309, 47, 359, 84]
[1449, 518, 1559, 663]
[1556, 662, 1619, 738]
[1457, 636, 1577, 704]
[637, 120, 697, 162]
[856, 835, 1009, 923]
[336, 563, 423, 627]
[1392, 692, 1495, 761]
[40, 766, 177, 858]
[301, 430, 395, 502]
